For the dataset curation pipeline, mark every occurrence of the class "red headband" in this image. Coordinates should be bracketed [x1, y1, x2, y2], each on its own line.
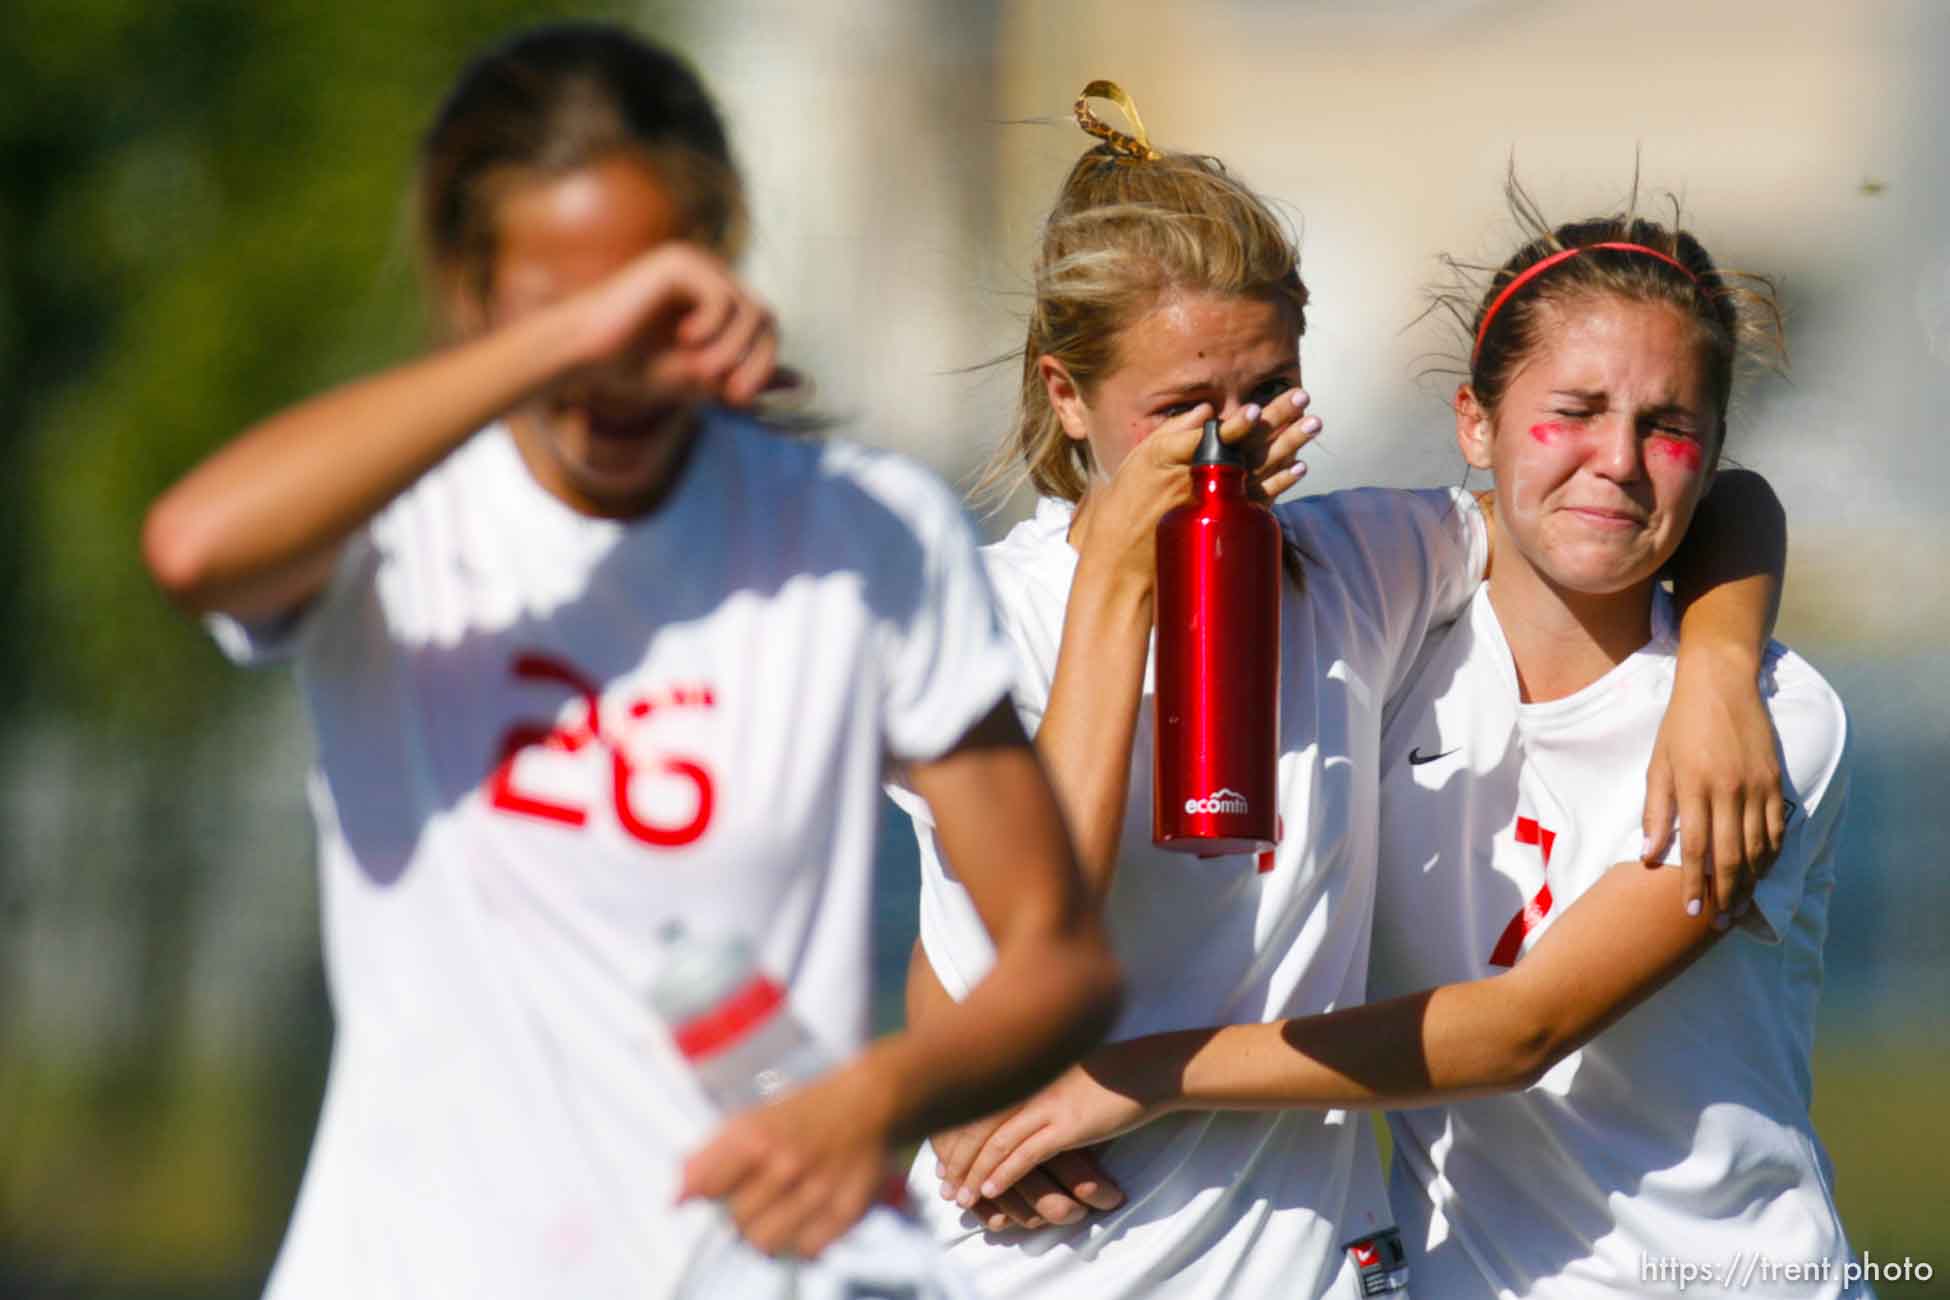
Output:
[1471, 242, 1700, 366]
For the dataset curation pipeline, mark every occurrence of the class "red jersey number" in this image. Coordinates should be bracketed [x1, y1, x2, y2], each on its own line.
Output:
[1487, 815, 1556, 967]
[487, 652, 715, 848]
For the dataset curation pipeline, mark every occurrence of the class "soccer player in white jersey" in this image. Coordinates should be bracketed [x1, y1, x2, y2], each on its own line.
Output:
[900, 94, 1794, 1300]
[935, 183, 1866, 1297]
[141, 23, 1120, 1299]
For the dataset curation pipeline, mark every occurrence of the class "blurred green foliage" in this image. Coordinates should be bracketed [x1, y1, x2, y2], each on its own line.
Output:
[2, 3, 627, 1290]
[1, 0, 614, 739]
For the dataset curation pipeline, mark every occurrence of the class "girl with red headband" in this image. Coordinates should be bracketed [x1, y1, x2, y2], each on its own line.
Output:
[936, 181, 1864, 1298]
[902, 81, 1798, 1300]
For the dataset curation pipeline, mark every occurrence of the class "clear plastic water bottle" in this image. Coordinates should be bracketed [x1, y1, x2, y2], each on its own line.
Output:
[652, 925, 832, 1109]
[653, 925, 979, 1300]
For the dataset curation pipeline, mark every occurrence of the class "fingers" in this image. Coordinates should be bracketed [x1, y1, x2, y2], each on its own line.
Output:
[1255, 389, 1321, 500]
[719, 318, 780, 407]
[968, 1153, 1123, 1232]
[1043, 1149, 1126, 1212]
[677, 1122, 759, 1205]
[970, 1191, 1040, 1232]
[932, 1118, 1000, 1194]
[679, 1074, 901, 1261]
[1765, 792, 1789, 860]
[734, 1165, 819, 1255]
[1710, 783, 1749, 923]
[1144, 403, 1217, 465]
[957, 1112, 1038, 1206]
[970, 1171, 1089, 1233]
[722, 1143, 808, 1245]
[1010, 1168, 1088, 1227]
[1742, 795, 1772, 884]
[738, 1162, 874, 1259]
[647, 244, 748, 350]
[1677, 785, 1711, 920]
[673, 290, 775, 402]
[966, 1118, 1063, 1208]
[1640, 754, 1676, 870]
[685, 1123, 842, 1257]
[617, 246, 780, 408]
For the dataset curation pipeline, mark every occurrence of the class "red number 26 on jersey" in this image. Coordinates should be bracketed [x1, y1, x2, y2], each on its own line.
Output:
[486, 652, 716, 848]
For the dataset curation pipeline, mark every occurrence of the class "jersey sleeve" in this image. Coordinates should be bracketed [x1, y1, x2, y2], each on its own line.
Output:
[1738, 651, 1851, 944]
[202, 526, 381, 667]
[881, 507, 1063, 1003]
[1623, 648, 1851, 944]
[872, 466, 1018, 765]
[1278, 486, 1489, 704]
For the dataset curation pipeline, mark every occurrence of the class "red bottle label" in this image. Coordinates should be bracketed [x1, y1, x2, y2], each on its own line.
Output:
[672, 975, 786, 1059]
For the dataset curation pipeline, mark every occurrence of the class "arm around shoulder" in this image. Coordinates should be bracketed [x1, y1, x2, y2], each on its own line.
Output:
[1645, 467, 1792, 913]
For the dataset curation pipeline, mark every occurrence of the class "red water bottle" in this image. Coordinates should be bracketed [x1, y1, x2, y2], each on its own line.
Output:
[1153, 418, 1280, 856]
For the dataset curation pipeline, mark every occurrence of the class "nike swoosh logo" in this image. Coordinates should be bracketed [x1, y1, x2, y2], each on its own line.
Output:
[1407, 746, 1458, 766]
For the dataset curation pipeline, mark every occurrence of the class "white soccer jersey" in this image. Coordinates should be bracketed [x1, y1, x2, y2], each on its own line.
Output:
[899, 488, 1487, 1300]
[209, 414, 1017, 1300]
[1370, 586, 1864, 1299]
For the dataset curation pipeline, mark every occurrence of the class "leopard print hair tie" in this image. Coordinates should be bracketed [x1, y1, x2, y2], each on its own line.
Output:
[1075, 80, 1162, 162]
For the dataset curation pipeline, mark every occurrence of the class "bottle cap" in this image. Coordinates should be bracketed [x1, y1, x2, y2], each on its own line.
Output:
[650, 931, 754, 1023]
[1192, 417, 1247, 469]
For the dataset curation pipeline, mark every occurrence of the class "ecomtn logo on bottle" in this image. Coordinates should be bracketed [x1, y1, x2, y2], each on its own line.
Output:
[1184, 788, 1250, 815]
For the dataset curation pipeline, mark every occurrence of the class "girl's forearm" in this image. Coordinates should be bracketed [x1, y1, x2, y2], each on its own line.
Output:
[1100, 985, 1540, 1121]
[869, 912, 1121, 1146]
[144, 303, 589, 621]
[895, 719, 1123, 1143]
[1112, 860, 1720, 1117]
[1034, 550, 1153, 899]
[1668, 468, 1785, 664]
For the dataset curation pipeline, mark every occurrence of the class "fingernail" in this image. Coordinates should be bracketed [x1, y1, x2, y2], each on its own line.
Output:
[1025, 1216, 1047, 1229]
[1641, 833, 1654, 860]
[956, 1188, 975, 1208]
[981, 1181, 999, 1199]
[936, 1162, 946, 1179]
[939, 1180, 955, 1200]
[1712, 912, 1732, 932]
[1291, 388, 1309, 406]
[1242, 403, 1262, 424]
[1685, 898, 1702, 917]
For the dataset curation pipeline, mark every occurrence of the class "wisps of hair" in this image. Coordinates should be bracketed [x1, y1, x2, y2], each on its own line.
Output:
[1417, 159, 1785, 437]
[969, 85, 1307, 513]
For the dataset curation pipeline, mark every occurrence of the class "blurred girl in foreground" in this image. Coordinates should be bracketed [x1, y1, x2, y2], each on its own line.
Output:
[939, 182, 1863, 1297]
[143, 23, 1117, 1298]
[900, 87, 1791, 1299]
